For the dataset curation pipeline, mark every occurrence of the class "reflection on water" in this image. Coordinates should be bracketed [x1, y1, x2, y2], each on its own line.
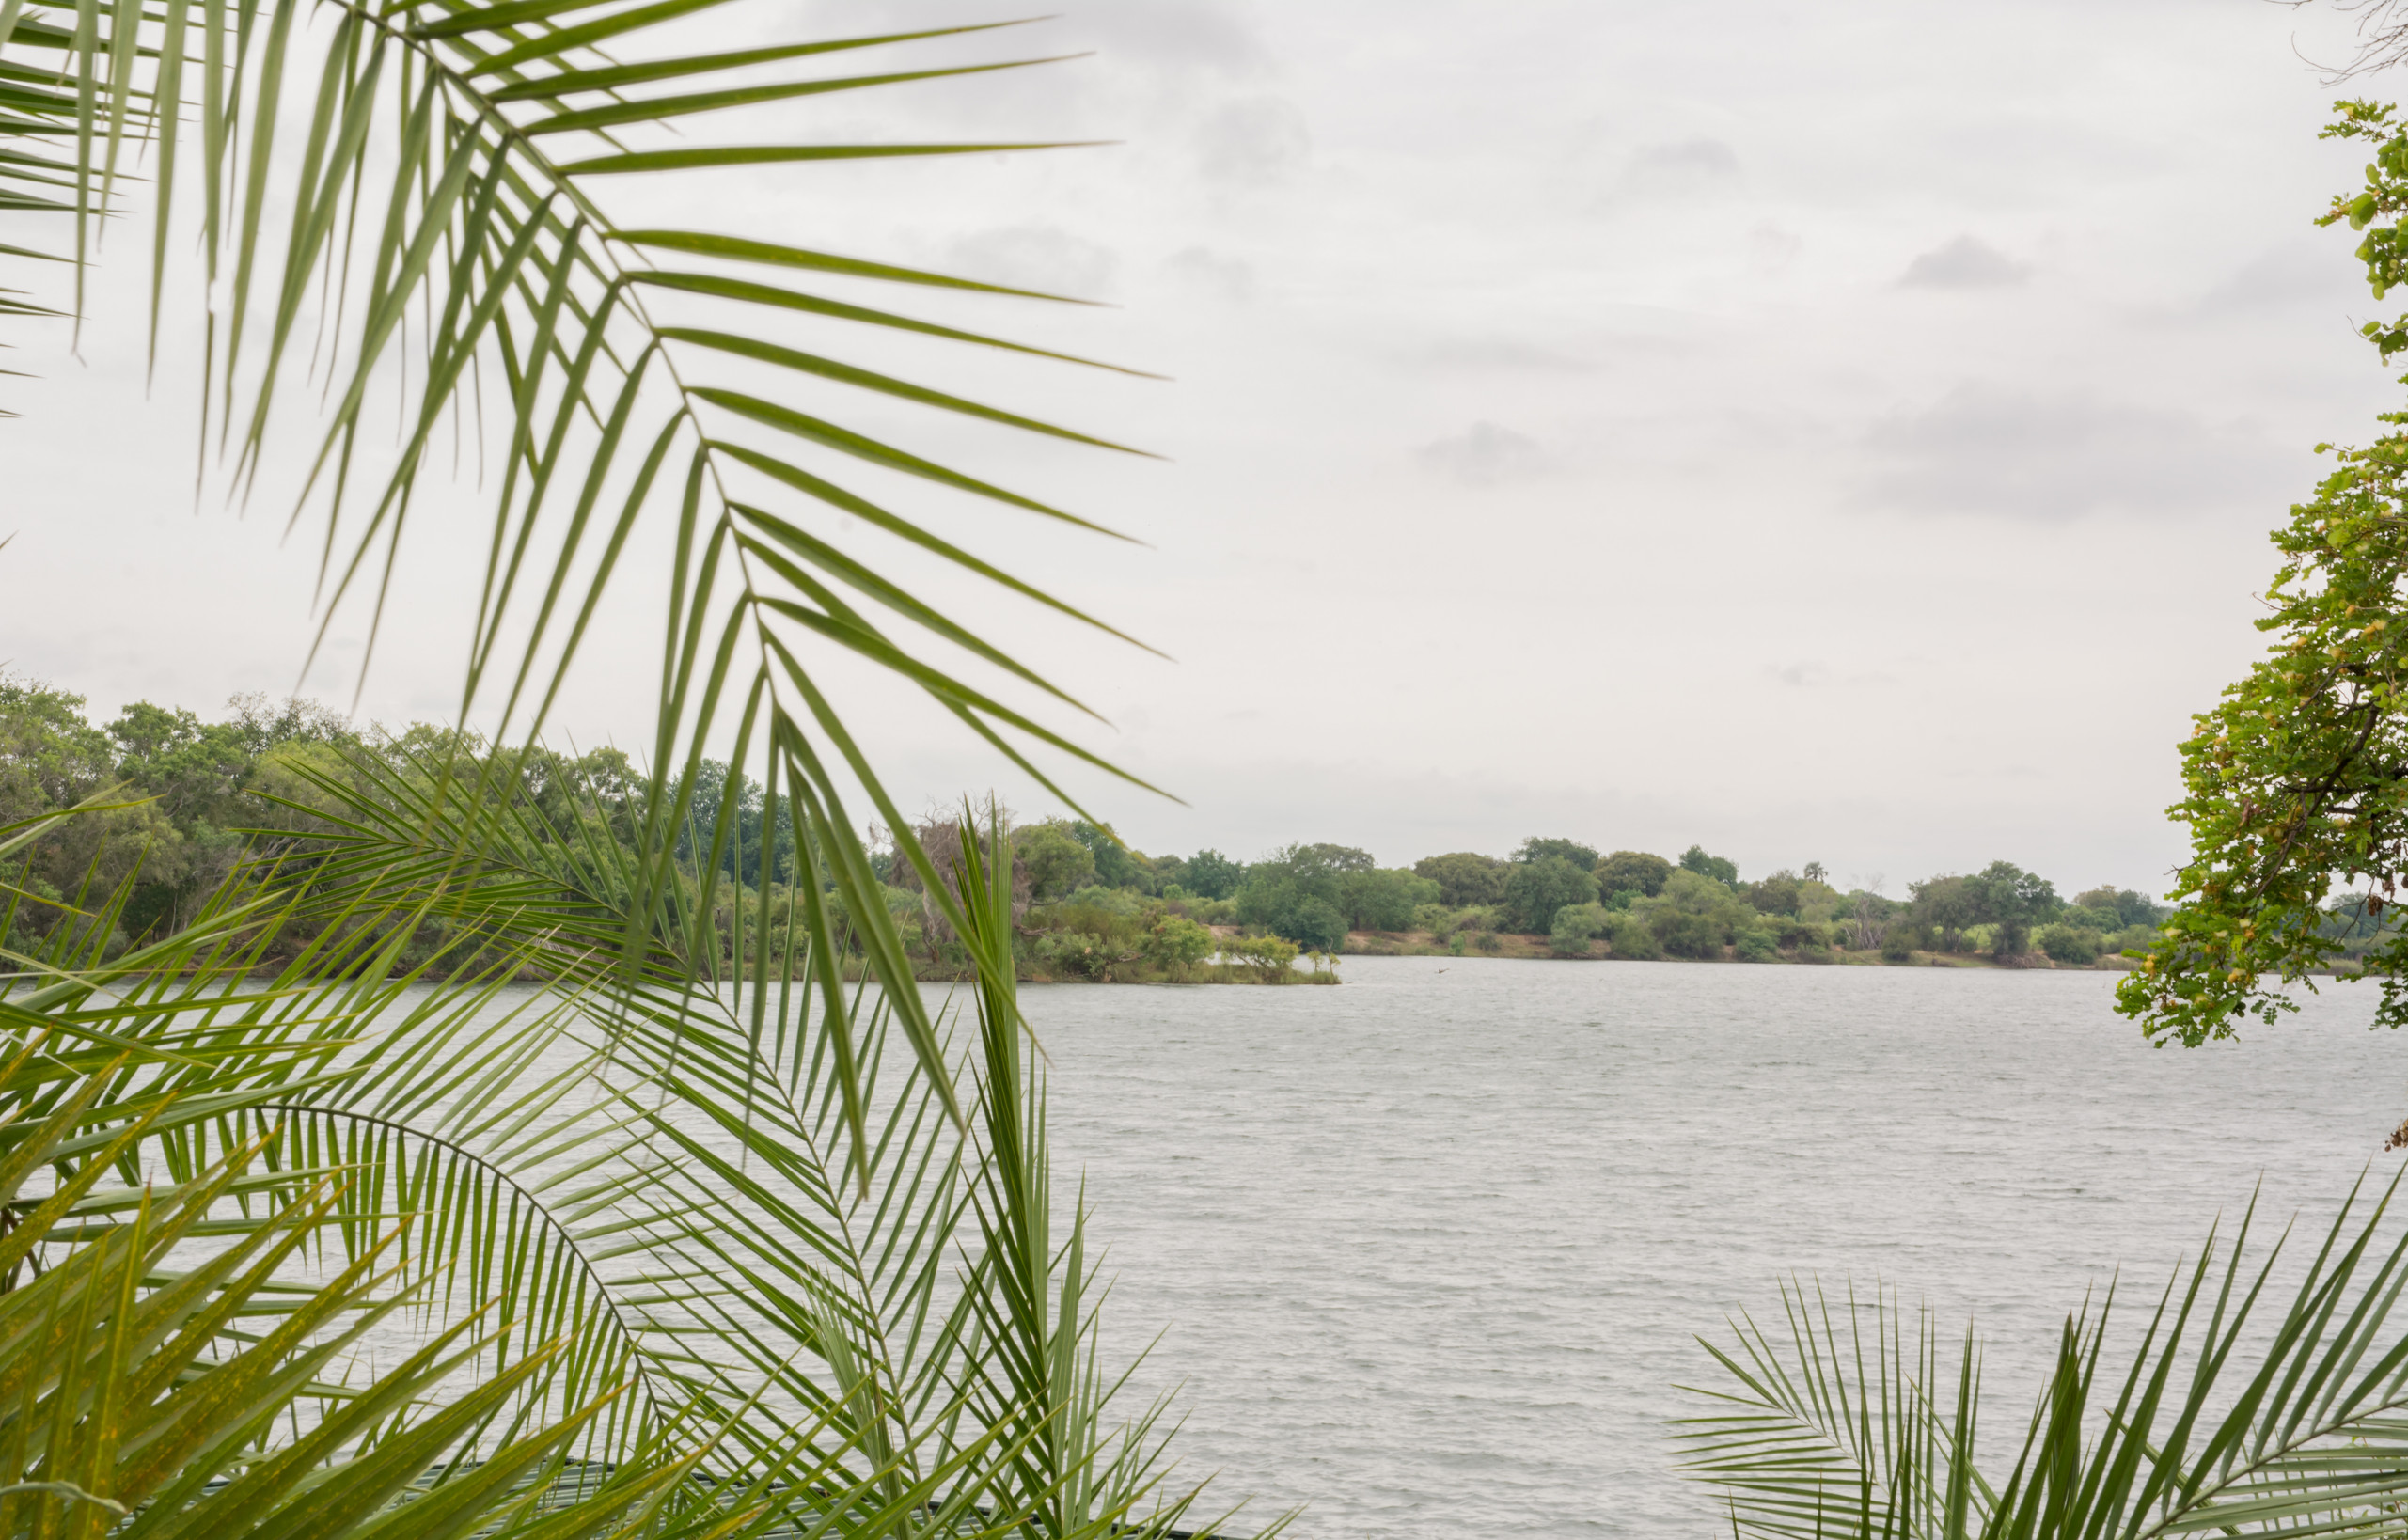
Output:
[1021, 957, 2408, 1538]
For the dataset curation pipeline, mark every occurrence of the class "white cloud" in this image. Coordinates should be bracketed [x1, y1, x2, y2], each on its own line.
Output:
[1421, 338, 1591, 372]
[1418, 422, 1547, 487]
[1896, 235, 2032, 290]
[1075, 1, 1269, 78]
[1857, 383, 2293, 521]
[1629, 135, 1740, 179]
[1748, 222, 1804, 276]
[944, 226, 1119, 300]
[2197, 239, 2355, 315]
[1163, 245, 1255, 301]
[1196, 96, 1309, 181]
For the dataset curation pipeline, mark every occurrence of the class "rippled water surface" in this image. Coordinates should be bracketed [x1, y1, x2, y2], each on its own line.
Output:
[1017, 957, 2408, 1538]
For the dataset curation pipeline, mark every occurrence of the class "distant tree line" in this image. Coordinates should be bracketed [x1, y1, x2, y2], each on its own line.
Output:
[999, 824, 2184, 966]
[0, 677, 1292, 983]
[0, 672, 2227, 975]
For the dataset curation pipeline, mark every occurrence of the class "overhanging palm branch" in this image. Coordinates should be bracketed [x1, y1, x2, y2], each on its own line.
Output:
[0, 1017, 719, 1538]
[1677, 1171, 2408, 1539]
[4, 0, 1213, 1524]
[1, 767, 1234, 1536]
[1, 0, 1163, 1154]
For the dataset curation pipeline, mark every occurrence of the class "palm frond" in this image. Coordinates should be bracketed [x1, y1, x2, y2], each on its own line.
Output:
[1680, 1171, 2408, 1539]
[2, 0, 1160, 1180]
[0, 1031, 702, 1539]
[1, 0, 1222, 1524]
[0, 769, 1233, 1536]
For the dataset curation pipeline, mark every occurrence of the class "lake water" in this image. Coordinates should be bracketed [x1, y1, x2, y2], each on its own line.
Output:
[1019, 956, 2408, 1538]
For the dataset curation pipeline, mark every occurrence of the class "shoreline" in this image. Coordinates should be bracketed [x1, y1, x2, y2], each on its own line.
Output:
[1337, 928, 2133, 968]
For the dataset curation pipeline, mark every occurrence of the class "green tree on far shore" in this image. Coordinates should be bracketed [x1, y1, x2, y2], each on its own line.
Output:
[1416, 850, 1506, 906]
[1337, 868, 1441, 932]
[1503, 856, 1599, 934]
[1183, 848, 1247, 899]
[1515, 836, 1600, 870]
[1968, 859, 2058, 958]
[1016, 822, 1098, 902]
[1679, 844, 1739, 887]
[1236, 843, 1369, 948]
[1596, 849, 1673, 899]
[1911, 874, 1981, 952]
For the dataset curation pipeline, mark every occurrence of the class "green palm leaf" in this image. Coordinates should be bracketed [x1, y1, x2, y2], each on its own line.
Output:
[1680, 1172, 2408, 1539]
[0, 0, 1226, 1525]
[2, 0, 1157, 1171]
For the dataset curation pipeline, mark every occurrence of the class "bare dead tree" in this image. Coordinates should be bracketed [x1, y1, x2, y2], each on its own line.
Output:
[1849, 877, 1890, 952]
[2282, 0, 2408, 82]
[890, 803, 1032, 951]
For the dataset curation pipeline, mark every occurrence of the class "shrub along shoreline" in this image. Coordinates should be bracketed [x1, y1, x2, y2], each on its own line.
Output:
[1001, 832, 2403, 981]
[1336, 927, 2134, 967]
[1000, 832, 2192, 981]
[9, 676, 2395, 986]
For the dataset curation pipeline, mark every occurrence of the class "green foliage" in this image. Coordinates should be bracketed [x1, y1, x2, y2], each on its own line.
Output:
[1144, 915, 1216, 970]
[1653, 909, 1725, 959]
[1514, 836, 1600, 870]
[1764, 916, 1834, 950]
[1909, 874, 1980, 952]
[1966, 859, 2058, 956]
[2114, 99, 2408, 1042]
[1735, 927, 1780, 963]
[1182, 848, 1246, 900]
[1549, 901, 1610, 956]
[1502, 856, 1599, 934]
[1596, 850, 1673, 898]
[1068, 821, 1153, 893]
[0, 0, 1268, 1518]
[1642, 869, 1753, 958]
[1060, 884, 1144, 917]
[1741, 870, 1804, 917]
[0, 1051, 679, 1539]
[0, 675, 116, 820]
[2036, 922, 2102, 966]
[1218, 932, 1301, 980]
[1609, 913, 1663, 960]
[1278, 900, 1350, 951]
[0, 789, 1230, 1538]
[1022, 894, 1213, 982]
[1679, 1174, 2408, 1540]
[2112, 920, 2162, 953]
[1659, 868, 1739, 912]
[1031, 927, 1130, 981]
[1678, 845, 1739, 887]
[1338, 867, 1441, 931]
[1881, 929, 1917, 963]
[1017, 820, 1098, 901]
[1415, 851, 1506, 906]
[2074, 885, 2167, 927]
[1173, 894, 1238, 927]
[1235, 842, 1371, 947]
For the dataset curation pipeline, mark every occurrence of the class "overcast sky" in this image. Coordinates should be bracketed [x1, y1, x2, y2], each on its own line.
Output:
[9, 0, 2407, 893]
